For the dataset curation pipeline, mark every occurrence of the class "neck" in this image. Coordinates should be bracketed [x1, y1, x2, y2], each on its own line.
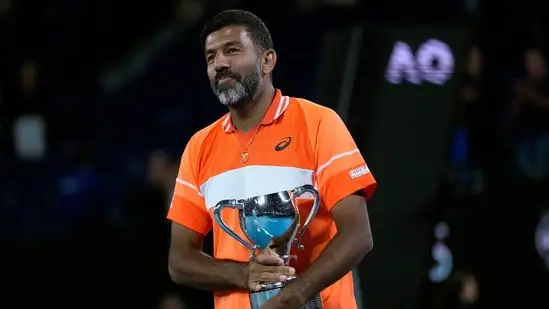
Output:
[229, 85, 275, 132]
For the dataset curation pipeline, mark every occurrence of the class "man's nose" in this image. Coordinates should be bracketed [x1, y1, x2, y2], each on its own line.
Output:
[214, 55, 230, 72]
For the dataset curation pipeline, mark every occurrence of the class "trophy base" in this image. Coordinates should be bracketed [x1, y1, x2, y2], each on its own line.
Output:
[250, 279, 323, 309]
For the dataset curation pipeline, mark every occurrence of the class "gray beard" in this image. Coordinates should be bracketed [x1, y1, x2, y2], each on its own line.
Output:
[215, 82, 248, 106]
[213, 61, 261, 107]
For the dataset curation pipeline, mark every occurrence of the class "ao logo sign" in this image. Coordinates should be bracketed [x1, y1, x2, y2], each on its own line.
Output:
[385, 39, 454, 86]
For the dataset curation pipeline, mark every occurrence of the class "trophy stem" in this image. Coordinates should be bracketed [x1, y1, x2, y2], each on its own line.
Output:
[250, 278, 293, 309]
[250, 286, 284, 309]
[279, 254, 293, 266]
[251, 277, 323, 309]
[256, 276, 295, 291]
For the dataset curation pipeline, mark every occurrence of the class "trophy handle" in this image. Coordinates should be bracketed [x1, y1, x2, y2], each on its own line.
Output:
[292, 184, 321, 249]
[213, 200, 257, 257]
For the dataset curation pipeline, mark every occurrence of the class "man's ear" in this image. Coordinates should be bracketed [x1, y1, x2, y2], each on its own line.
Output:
[262, 49, 277, 75]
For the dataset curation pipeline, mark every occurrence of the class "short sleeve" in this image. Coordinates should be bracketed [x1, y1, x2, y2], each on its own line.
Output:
[167, 135, 213, 235]
[315, 109, 377, 211]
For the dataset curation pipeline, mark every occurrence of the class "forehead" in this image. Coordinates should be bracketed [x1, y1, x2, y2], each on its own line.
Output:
[205, 25, 254, 51]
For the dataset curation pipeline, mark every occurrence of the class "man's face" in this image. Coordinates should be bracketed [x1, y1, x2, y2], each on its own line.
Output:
[205, 25, 262, 106]
[466, 46, 482, 77]
[525, 50, 546, 79]
[147, 151, 168, 185]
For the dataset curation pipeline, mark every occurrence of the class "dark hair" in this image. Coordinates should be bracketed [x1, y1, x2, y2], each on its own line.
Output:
[200, 10, 273, 52]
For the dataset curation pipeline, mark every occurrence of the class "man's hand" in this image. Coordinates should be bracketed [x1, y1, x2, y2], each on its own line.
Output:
[248, 249, 296, 291]
[259, 289, 305, 309]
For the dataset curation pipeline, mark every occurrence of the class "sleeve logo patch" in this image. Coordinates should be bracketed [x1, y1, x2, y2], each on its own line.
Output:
[349, 165, 370, 179]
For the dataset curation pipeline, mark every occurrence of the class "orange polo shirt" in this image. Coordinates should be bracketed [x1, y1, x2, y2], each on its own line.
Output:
[168, 89, 377, 309]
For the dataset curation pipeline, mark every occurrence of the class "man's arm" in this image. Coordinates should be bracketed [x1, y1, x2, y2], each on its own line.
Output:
[278, 194, 373, 304]
[168, 134, 249, 292]
[269, 106, 376, 306]
[168, 222, 249, 291]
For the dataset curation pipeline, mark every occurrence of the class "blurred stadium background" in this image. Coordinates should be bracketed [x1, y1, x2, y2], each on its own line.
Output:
[1, 0, 549, 308]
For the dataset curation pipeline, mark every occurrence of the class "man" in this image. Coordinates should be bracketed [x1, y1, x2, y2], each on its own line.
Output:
[512, 49, 549, 180]
[167, 10, 376, 309]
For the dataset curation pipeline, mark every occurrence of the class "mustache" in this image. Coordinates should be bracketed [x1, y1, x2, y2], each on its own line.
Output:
[215, 71, 239, 83]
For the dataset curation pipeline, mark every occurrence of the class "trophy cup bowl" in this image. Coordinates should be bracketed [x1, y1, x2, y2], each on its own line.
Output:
[213, 184, 322, 309]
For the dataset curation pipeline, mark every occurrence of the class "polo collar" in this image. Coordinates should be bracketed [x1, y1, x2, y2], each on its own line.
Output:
[221, 89, 290, 133]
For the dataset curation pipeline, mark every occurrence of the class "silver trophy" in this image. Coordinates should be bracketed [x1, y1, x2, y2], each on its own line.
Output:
[213, 184, 323, 309]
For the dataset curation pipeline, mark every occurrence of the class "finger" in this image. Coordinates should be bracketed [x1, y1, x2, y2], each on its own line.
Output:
[279, 254, 298, 263]
[257, 272, 285, 282]
[248, 282, 261, 292]
[254, 253, 283, 266]
[263, 247, 280, 257]
[252, 266, 295, 282]
[257, 270, 295, 282]
[275, 266, 295, 276]
[252, 264, 295, 275]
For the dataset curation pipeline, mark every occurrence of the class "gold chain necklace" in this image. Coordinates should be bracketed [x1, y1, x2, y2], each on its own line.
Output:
[234, 125, 261, 163]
